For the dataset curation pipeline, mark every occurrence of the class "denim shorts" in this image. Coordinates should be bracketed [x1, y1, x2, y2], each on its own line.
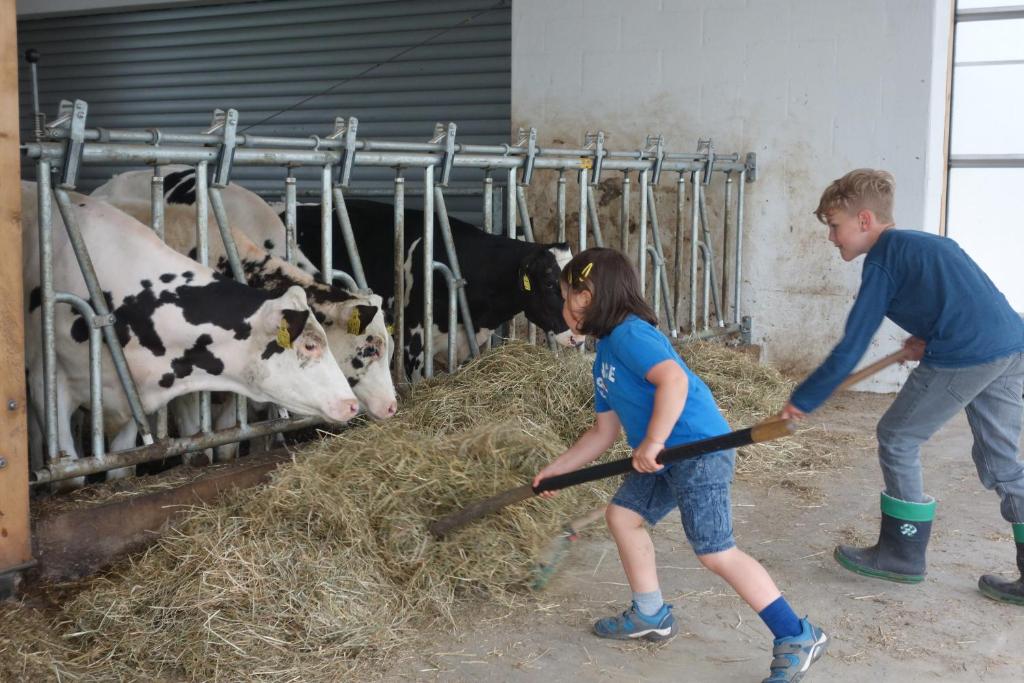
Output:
[610, 448, 736, 556]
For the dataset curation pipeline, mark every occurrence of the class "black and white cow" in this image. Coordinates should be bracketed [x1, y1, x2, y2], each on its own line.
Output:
[22, 183, 359, 484]
[92, 165, 320, 274]
[91, 167, 397, 420]
[292, 200, 583, 380]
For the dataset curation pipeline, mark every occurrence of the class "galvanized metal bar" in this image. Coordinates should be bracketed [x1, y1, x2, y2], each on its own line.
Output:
[676, 322, 743, 345]
[645, 184, 677, 334]
[700, 243, 712, 330]
[556, 171, 567, 243]
[689, 171, 700, 332]
[696, 184, 725, 327]
[672, 173, 686, 335]
[482, 174, 493, 234]
[578, 167, 588, 252]
[515, 183, 537, 344]
[31, 415, 321, 485]
[637, 169, 649, 296]
[284, 174, 297, 264]
[515, 184, 535, 243]
[332, 186, 368, 290]
[423, 165, 435, 378]
[646, 246, 663, 327]
[40, 126, 746, 167]
[586, 185, 604, 248]
[24, 141, 729, 175]
[620, 172, 630, 257]
[194, 162, 213, 461]
[207, 187, 246, 283]
[948, 154, 1024, 168]
[329, 270, 359, 291]
[320, 164, 333, 285]
[957, 5, 1024, 21]
[52, 187, 153, 446]
[505, 168, 517, 341]
[734, 169, 746, 325]
[150, 170, 168, 440]
[434, 186, 480, 359]
[393, 175, 406, 383]
[36, 162, 58, 465]
[433, 262, 459, 373]
[207, 182, 250, 444]
[54, 293, 104, 459]
[721, 172, 733, 323]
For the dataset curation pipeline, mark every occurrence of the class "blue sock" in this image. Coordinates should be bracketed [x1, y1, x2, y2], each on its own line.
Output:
[633, 589, 664, 618]
[758, 596, 802, 639]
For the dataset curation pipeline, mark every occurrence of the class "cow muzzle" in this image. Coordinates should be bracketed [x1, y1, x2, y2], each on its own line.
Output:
[327, 398, 360, 423]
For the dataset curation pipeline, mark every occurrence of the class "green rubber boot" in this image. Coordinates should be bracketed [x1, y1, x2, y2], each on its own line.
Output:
[835, 492, 935, 584]
[978, 524, 1024, 606]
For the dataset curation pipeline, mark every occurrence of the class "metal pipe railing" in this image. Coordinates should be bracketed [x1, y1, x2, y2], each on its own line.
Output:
[23, 106, 757, 479]
[53, 292, 103, 459]
[433, 262, 459, 373]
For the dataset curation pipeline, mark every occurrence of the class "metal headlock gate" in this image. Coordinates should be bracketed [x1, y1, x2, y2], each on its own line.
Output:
[21, 88, 755, 490]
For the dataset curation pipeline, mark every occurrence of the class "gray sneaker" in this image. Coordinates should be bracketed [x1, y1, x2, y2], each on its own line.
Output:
[762, 618, 828, 682]
[592, 601, 677, 641]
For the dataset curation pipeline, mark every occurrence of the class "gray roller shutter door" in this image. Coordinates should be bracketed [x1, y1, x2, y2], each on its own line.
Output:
[17, 0, 511, 206]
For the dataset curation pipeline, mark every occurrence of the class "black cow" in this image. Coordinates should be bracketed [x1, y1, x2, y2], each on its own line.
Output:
[293, 200, 582, 379]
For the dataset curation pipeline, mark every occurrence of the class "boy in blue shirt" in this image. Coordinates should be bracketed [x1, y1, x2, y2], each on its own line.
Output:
[780, 169, 1024, 604]
[536, 248, 828, 683]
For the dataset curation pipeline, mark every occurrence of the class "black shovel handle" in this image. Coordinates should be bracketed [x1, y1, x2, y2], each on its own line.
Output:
[428, 419, 794, 538]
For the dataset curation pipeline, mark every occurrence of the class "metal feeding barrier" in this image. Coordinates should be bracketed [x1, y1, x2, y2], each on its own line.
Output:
[22, 88, 755, 486]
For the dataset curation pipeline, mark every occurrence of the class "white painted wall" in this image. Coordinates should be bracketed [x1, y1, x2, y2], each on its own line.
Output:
[513, 0, 953, 393]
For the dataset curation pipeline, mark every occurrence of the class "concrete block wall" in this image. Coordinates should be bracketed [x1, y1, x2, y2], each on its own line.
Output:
[513, 0, 952, 393]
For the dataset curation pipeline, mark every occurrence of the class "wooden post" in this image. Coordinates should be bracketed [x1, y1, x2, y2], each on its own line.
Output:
[0, 0, 33, 597]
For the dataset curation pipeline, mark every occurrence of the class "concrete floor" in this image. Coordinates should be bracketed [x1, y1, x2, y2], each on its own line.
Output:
[385, 391, 1024, 682]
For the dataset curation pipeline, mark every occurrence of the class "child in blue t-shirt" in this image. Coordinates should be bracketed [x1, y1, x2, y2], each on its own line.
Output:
[534, 248, 827, 683]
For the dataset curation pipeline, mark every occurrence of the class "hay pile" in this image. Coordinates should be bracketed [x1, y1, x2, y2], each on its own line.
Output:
[4, 341, 856, 681]
[677, 341, 858, 477]
[26, 343, 620, 681]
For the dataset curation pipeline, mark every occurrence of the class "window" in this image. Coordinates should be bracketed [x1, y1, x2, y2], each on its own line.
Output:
[947, 2, 1024, 312]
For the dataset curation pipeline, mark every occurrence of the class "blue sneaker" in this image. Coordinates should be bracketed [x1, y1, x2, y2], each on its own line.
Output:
[593, 601, 677, 641]
[762, 618, 828, 682]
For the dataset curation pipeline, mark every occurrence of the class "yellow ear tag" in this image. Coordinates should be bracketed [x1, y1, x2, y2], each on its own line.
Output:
[347, 308, 362, 335]
[522, 274, 532, 292]
[386, 323, 395, 335]
[276, 319, 293, 350]
[580, 262, 593, 280]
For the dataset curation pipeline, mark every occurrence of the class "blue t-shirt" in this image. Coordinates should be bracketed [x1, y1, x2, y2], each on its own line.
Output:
[594, 315, 731, 449]
[792, 228, 1024, 412]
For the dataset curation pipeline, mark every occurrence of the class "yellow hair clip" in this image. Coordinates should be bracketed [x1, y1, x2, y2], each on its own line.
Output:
[580, 262, 593, 280]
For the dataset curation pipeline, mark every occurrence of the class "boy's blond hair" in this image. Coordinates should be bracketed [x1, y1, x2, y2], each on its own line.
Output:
[814, 169, 895, 224]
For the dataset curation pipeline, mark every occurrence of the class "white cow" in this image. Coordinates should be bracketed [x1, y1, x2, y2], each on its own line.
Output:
[22, 183, 359, 484]
[92, 167, 397, 420]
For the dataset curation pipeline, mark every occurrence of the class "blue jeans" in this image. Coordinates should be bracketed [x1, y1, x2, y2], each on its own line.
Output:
[877, 351, 1024, 523]
[611, 449, 736, 555]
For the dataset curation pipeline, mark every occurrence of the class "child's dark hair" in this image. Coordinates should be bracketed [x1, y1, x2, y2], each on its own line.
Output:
[560, 247, 658, 338]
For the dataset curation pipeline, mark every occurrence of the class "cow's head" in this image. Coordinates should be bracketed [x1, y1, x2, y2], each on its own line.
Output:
[314, 292, 398, 420]
[518, 243, 585, 348]
[249, 285, 359, 423]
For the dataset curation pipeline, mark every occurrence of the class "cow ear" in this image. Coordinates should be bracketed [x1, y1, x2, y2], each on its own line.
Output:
[264, 285, 310, 338]
[517, 268, 533, 293]
[276, 308, 310, 350]
[344, 304, 379, 335]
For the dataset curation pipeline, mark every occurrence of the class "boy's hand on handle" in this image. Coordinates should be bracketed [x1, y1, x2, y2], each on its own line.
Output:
[632, 438, 665, 473]
[779, 403, 806, 421]
[902, 336, 925, 362]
